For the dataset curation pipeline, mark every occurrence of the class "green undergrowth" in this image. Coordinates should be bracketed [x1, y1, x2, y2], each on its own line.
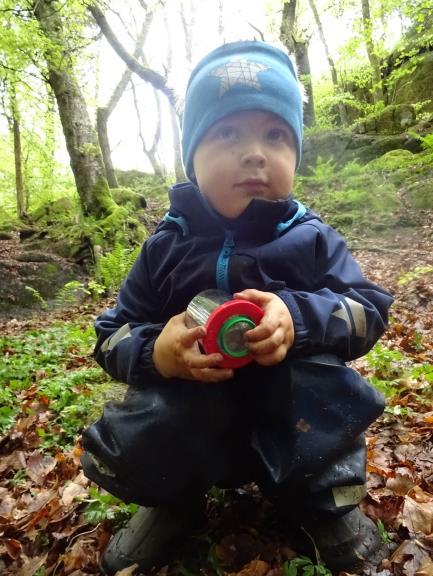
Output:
[365, 341, 433, 417]
[0, 320, 121, 444]
[295, 145, 433, 236]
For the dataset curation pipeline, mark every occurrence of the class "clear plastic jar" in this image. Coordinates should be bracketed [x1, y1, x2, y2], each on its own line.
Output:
[186, 289, 264, 369]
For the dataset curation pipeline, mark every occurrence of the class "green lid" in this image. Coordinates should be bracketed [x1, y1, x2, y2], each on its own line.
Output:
[218, 315, 256, 357]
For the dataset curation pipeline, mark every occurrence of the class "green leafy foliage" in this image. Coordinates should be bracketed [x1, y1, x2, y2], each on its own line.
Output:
[377, 519, 393, 544]
[0, 321, 107, 439]
[398, 265, 433, 285]
[96, 243, 141, 294]
[296, 157, 399, 235]
[283, 556, 332, 576]
[83, 487, 138, 526]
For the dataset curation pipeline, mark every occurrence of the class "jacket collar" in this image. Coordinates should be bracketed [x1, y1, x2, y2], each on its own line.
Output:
[168, 182, 302, 241]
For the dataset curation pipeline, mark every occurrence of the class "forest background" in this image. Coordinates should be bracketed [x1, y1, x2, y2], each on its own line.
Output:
[1, 1, 433, 575]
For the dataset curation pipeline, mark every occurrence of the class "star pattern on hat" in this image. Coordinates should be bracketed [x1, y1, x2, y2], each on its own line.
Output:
[210, 58, 269, 96]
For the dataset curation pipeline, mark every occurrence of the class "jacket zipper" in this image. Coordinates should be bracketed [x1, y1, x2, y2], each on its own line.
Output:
[216, 230, 235, 292]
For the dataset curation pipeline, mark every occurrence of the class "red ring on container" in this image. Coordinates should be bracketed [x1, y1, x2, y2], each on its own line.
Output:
[201, 299, 264, 369]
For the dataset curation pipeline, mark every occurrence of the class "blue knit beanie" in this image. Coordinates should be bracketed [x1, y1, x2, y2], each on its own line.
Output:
[182, 40, 303, 180]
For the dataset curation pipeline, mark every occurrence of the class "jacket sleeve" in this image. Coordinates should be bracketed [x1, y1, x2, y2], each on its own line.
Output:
[93, 243, 165, 387]
[276, 223, 393, 361]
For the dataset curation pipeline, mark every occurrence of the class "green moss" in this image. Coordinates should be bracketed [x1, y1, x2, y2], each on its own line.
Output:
[367, 149, 415, 171]
[111, 187, 147, 209]
[407, 180, 433, 209]
[89, 178, 117, 218]
[40, 262, 60, 277]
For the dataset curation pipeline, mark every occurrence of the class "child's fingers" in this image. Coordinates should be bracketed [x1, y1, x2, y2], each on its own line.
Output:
[234, 289, 271, 306]
[191, 367, 234, 383]
[247, 327, 285, 355]
[183, 350, 223, 369]
[245, 318, 278, 342]
[179, 324, 206, 347]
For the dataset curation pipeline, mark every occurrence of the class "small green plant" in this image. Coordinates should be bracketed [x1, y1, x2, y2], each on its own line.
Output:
[309, 157, 336, 182]
[84, 487, 138, 525]
[408, 130, 433, 152]
[376, 519, 393, 544]
[384, 404, 411, 418]
[55, 280, 88, 307]
[96, 243, 141, 294]
[283, 556, 332, 576]
[398, 265, 433, 286]
[8, 468, 28, 487]
[24, 285, 48, 309]
[88, 279, 106, 299]
[366, 343, 407, 380]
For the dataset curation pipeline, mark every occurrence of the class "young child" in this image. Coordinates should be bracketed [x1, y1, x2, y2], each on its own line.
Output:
[82, 40, 393, 575]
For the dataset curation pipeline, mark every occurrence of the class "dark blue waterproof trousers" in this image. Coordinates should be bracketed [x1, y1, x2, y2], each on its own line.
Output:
[82, 355, 384, 518]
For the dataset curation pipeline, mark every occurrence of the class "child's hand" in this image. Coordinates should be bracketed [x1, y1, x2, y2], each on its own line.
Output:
[153, 312, 234, 382]
[234, 289, 294, 366]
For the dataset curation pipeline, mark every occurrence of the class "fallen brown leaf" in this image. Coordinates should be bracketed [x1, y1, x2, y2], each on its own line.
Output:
[416, 557, 433, 576]
[229, 559, 271, 576]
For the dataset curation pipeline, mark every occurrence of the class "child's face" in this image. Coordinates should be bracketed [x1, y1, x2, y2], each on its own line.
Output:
[192, 110, 297, 219]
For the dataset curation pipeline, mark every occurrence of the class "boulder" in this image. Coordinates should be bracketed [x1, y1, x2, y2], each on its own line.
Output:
[300, 129, 422, 174]
[0, 235, 82, 311]
[353, 105, 417, 135]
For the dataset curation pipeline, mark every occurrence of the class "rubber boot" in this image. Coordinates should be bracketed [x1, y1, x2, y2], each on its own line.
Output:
[101, 499, 205, 576]
[294, 507, 384, 574]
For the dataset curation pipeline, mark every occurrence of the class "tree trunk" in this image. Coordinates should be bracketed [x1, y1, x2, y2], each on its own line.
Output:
[293, 40, 315, 127]
[34, 0, 114, 218]
[307, 0, 347, 125]
[130, 79, 165, 178]
[97, 8, 154, 188]
[165, 9, 186, 181]
[13, 116, 25, 219]
[8, 86, 25, 219]
[361, 0, 384, 104]
[280, 0, 315, 127]
[97, 107, 118, 188]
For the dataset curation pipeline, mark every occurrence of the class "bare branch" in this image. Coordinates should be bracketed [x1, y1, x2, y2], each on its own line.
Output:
[106, 7, 155, 114]
[89, 3, 178, 108]
[247, 22, 265, 41]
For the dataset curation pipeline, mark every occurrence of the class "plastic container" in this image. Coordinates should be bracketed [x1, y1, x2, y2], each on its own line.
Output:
[186, 289, 264, 368]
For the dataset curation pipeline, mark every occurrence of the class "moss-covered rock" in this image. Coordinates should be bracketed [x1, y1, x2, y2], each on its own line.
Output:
[32, 197, 76, 223]
[367, 149, 415, 171]
[406, 178, 433, 209]
[353, 104, 416, 135]
[115, 170, 170, 200]
[111, 187, 147, 209]
[0, 247, 82, 311]
[300, 129, 421, 174]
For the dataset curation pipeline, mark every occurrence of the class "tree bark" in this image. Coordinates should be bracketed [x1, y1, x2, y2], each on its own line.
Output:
[307, 0, 347, 125]
[164, 10, 186, 181]
[34, 0, 113, 218]
[13, 112, 25, 219]
[280, 1, 315, 127]
[130, 79, 165, 178]
[97, 8, 154, 188]
[361, 0, 384, 104]
[293, 40, 315, 127]
[96, 107, 118, 188]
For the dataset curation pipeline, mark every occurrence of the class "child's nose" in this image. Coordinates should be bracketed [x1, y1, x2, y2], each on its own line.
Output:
[240, 142, 266, 168]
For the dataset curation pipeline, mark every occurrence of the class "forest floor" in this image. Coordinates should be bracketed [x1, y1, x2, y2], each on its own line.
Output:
[1, 223, 433, 576]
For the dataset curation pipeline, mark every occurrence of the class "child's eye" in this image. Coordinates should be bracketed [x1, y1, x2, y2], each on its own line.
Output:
[214, 125, 238, 140]
[267, 128, 291, 143]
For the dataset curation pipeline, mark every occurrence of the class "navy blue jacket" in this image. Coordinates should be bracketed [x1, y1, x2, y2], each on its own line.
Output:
[94, 183, 393, 386]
